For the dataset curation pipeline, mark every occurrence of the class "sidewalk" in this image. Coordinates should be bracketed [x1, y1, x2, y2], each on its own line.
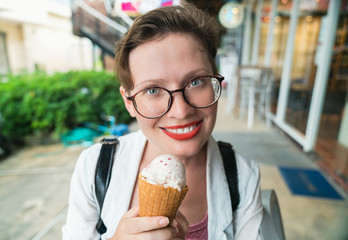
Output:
[0, 96, 347, 240]
[0, 144, 83, 240]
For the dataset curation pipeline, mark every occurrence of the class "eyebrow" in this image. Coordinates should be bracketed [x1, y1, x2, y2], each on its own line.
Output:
[133, 79, 164, 90]
[133, 68, 212, 90]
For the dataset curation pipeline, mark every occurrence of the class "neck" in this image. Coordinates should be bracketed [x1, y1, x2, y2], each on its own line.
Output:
[180, 143, 207, 168]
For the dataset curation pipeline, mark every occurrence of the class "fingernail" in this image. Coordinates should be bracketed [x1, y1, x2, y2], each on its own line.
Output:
[159, 217, 169, 226]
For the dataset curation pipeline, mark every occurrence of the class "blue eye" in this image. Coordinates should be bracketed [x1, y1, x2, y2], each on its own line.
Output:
[145, 88, 160, 95]
[188, 78, 203, 88]
[190, 79, 202, 87]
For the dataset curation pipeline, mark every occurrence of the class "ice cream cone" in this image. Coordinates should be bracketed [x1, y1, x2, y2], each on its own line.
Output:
[138, 174, 188, 223]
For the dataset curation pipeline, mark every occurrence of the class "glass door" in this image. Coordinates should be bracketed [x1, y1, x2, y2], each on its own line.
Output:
[316, 12, 348, 186]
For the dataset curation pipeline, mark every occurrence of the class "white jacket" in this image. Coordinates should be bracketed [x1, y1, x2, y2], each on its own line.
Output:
[62, 130, 263, 240]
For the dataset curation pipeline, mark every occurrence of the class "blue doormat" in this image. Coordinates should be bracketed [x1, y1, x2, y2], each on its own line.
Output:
[279, 167, 343, 200]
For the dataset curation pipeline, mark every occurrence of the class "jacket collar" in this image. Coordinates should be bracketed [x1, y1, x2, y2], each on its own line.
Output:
[102, 130, 146, 234]
[206, 137, 233, 239]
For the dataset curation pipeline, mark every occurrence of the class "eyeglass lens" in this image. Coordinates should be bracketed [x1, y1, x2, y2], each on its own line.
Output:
[133, 76, 221, 118]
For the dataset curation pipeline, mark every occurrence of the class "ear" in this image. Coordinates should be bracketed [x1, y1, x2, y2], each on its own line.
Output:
[120, 86, 136, 117]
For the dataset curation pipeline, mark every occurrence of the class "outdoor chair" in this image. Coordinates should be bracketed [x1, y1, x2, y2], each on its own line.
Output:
[260, 189, 286, 240]
[238, 66, 274, 129]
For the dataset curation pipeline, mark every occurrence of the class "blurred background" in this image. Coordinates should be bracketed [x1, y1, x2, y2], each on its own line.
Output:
[0, 0, 347, 239]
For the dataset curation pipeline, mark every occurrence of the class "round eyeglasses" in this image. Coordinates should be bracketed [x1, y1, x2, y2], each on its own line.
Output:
[126, 74, 224, 119]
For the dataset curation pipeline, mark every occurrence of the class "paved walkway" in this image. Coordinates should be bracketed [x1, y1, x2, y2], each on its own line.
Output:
[0, 96, 347, 240]
[0, 144, 83, 240]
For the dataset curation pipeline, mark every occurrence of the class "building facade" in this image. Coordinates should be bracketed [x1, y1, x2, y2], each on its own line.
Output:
[0, 0, 93, 76]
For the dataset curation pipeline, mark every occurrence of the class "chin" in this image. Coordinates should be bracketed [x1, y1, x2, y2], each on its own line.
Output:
[163, 134, 209, 159]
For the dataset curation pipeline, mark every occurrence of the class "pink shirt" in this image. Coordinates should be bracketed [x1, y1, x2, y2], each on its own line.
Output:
[186, 213, 208, 240]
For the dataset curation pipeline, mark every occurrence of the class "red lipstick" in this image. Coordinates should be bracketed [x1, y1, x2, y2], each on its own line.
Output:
[161, 120, 202, 140]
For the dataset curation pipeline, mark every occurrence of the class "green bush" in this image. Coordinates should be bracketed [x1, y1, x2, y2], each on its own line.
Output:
[0, 70, 131, 141]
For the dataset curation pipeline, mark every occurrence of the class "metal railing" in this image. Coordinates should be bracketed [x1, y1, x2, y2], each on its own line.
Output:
[71, 0, 129, 56]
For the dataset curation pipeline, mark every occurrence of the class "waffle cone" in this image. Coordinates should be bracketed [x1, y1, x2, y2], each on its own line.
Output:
[138, 174, 188, 223]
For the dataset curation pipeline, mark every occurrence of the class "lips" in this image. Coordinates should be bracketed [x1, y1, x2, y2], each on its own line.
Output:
[161, 120, 202, 140]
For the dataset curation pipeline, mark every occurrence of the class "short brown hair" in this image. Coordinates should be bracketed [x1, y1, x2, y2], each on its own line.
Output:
[115, 1, 222, 91]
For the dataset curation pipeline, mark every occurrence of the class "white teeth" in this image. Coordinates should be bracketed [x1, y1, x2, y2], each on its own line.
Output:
[171, 129, 177, 133]
[166, 124, 198, 134]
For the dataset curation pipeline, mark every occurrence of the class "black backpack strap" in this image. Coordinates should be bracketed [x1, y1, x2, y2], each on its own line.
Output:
[217, 141, 240, 212]
[95, 137, 119, 236]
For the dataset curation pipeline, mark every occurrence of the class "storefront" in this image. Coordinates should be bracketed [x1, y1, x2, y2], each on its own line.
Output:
[238, 0, 347, 188]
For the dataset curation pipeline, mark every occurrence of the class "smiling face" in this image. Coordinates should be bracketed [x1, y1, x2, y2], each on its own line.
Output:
[120, 33, 218, 159]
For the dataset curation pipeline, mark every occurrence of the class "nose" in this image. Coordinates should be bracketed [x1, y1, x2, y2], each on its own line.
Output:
[166, 91, 195, 118]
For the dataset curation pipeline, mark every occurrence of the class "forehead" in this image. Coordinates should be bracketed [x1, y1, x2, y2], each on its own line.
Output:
[129, 33, 212, 88]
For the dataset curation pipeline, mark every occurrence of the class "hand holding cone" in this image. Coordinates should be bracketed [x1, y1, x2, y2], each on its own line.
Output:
[138, 154, 188, 223]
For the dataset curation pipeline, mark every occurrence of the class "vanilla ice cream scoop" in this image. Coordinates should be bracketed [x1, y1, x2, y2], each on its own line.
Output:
[141, 154, 186, 191]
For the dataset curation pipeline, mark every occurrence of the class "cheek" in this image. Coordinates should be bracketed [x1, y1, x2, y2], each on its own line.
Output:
[204, 104, 218, 119]
[135, 116, 157, 130]
[203, 105, 218, 128]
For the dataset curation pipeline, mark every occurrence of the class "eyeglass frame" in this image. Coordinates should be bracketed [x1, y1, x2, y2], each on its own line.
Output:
[125, 74, 225, 119]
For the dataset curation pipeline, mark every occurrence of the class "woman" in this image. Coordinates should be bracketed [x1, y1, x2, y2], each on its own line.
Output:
[63, 2, 262, 240]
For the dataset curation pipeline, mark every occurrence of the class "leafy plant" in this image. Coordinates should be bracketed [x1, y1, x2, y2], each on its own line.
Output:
[0, 70, 131, 142]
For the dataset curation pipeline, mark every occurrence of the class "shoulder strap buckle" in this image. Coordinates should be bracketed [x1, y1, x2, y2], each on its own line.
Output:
[101, 137, 118, 145]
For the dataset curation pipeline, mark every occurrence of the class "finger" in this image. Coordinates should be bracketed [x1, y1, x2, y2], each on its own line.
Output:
[173, 211, 189, 238]
[123, 206, 139, 219]
[126, 216, 170, 234]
